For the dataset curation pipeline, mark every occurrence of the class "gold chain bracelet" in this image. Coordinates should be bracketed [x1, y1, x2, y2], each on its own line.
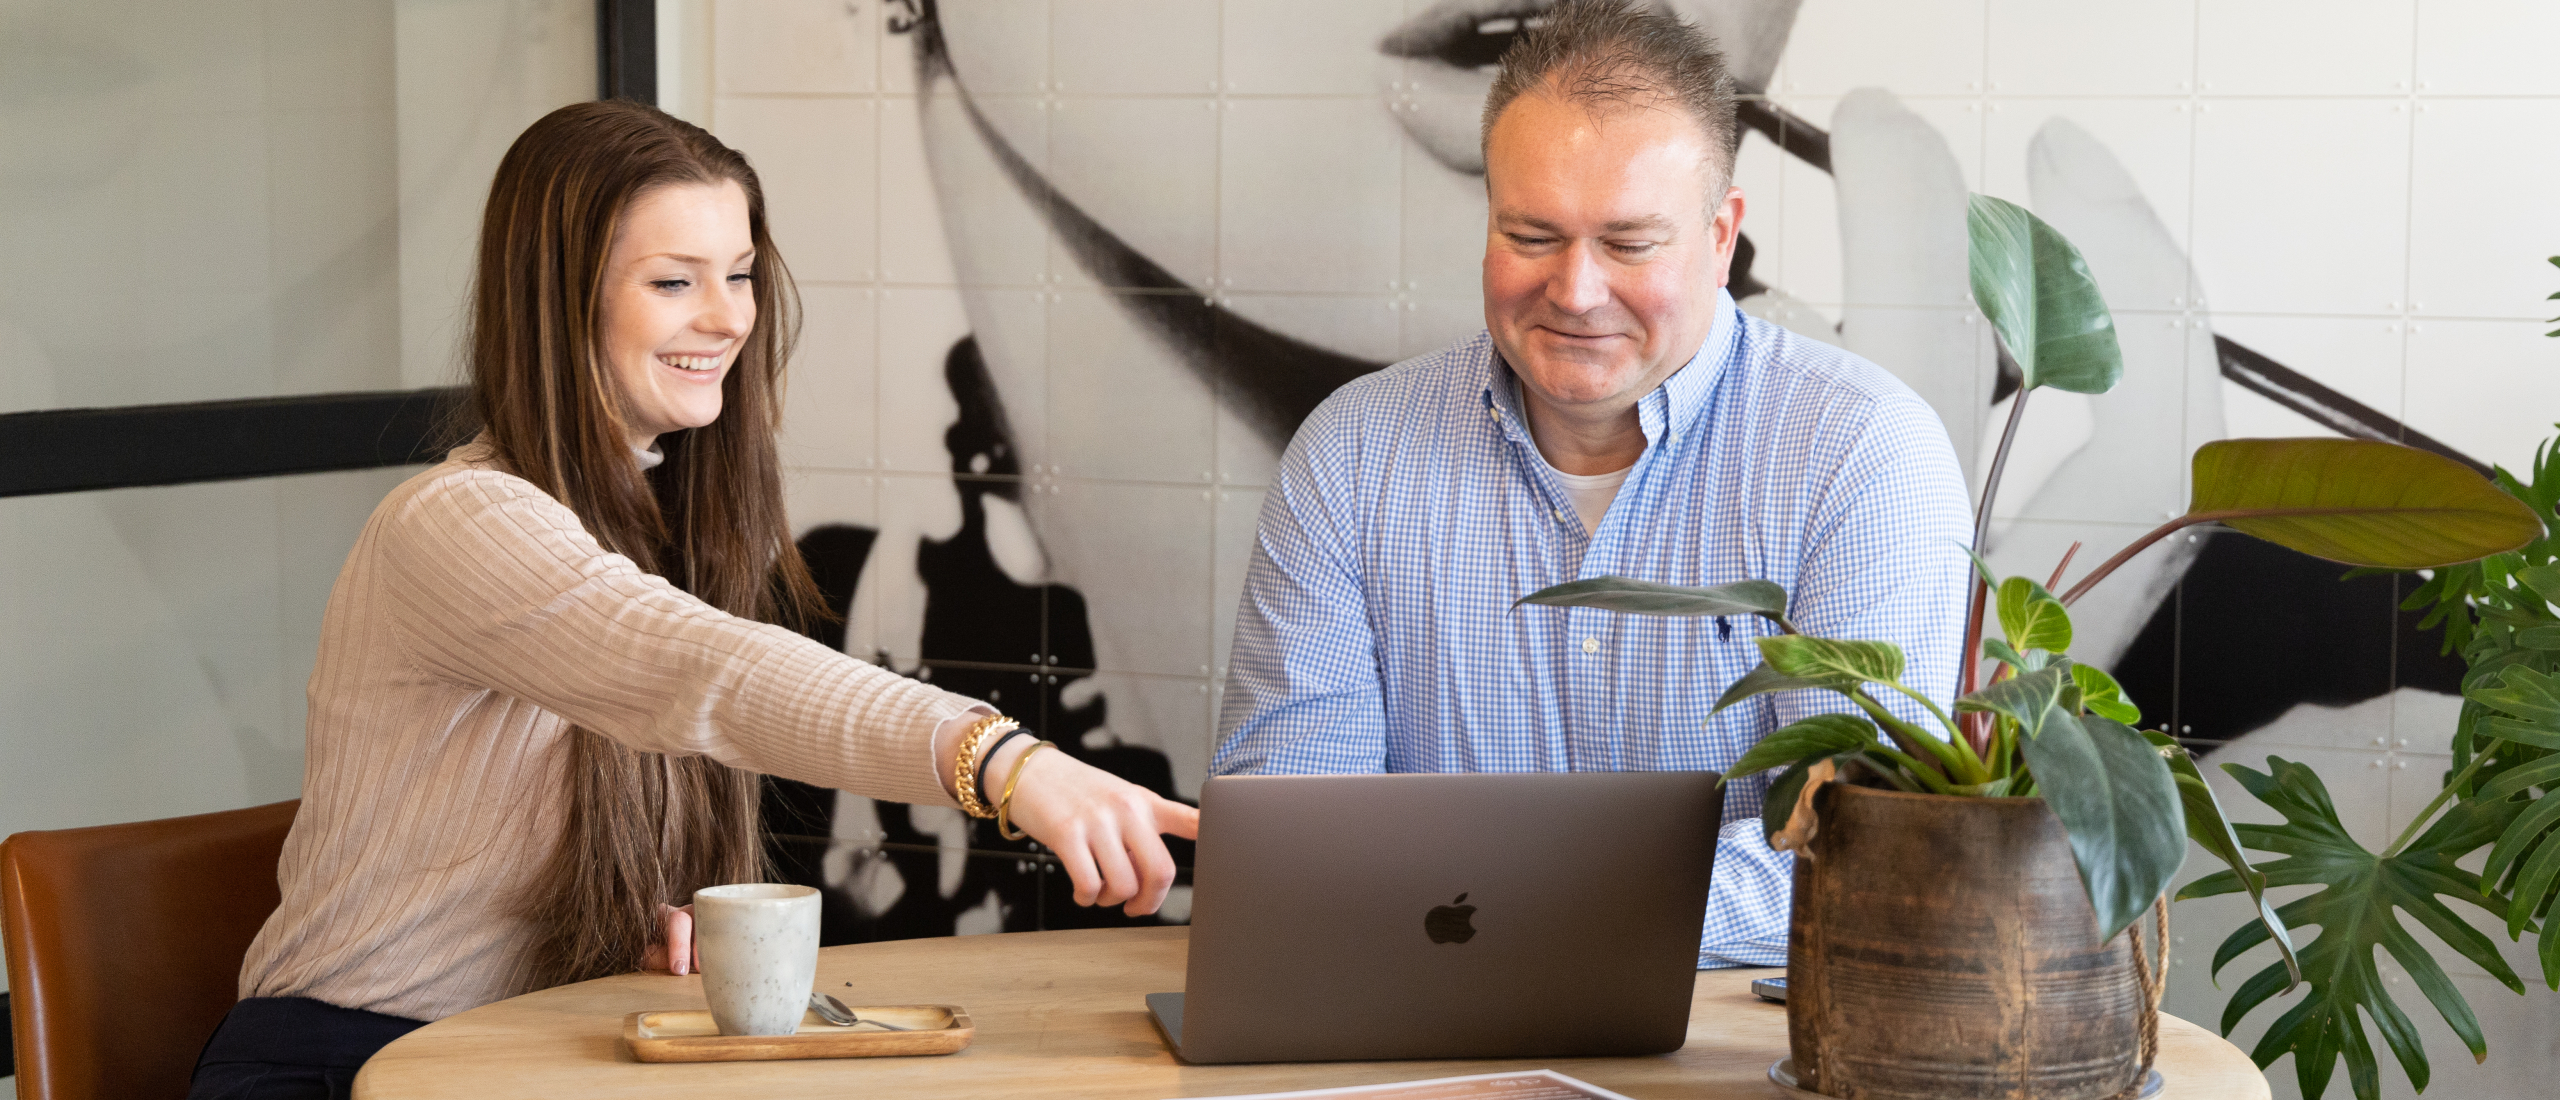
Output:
[996, 741, 1057, 842]
[952, 714, 1019, 819]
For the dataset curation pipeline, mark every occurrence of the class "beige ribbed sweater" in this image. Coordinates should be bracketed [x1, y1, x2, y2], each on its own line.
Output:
[238, 440, 979, 1021]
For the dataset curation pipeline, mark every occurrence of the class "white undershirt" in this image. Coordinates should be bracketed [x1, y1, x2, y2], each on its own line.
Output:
[1512, 377, 1636, 534]
[1544, 459, 1633, 535]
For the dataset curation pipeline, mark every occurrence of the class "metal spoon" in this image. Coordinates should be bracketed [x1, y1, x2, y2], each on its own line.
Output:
[808, 993, 911, 1030]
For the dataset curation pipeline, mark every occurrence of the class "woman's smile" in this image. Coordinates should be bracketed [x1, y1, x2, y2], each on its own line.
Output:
[657, 351, 729, 375]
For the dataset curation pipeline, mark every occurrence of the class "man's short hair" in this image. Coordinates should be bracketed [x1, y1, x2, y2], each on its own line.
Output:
[1480, 0, 1741, 189]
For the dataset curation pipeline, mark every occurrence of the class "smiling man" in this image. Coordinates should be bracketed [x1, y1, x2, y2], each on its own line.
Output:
[1209, 0, 1971, 968]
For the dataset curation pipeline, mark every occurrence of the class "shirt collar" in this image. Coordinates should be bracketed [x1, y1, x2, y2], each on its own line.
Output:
[1482, 286, 1743, 451]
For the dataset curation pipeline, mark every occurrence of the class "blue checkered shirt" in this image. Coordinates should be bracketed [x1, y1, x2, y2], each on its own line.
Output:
[1211, 291, 1973, 967]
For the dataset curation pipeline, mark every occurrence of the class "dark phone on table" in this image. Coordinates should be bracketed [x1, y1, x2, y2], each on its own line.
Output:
[1751, 976, 1787, 1003]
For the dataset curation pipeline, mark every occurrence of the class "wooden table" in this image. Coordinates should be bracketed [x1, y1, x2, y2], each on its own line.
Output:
[356, 927, 2269, 1099]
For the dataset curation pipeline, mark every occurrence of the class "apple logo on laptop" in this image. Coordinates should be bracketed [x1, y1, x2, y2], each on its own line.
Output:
[1424, 893, 1477, 944]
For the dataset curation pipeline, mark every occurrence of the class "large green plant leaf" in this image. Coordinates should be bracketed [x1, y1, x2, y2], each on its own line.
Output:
[2189, 439, 2544, 569]
[1513, 577, 1790, 623]
[1755, 635, 1904, 689]
[2019, 713, 2183, 940]
[2071, 663, 2141, 725]
[2464, 666, 2560, 988]
[1723, 713, 1878, 781]
[2139, 730, 2300, 986]
[1710, 662, 1830, 715]
[1996, 575, 2074, 654]
[2185, 758, 2528, 1100]
[1965, 193, 2123, 395]
[1955, 663, 2074, 740]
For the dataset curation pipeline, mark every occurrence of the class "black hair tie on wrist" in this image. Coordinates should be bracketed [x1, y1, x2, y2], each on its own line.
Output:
[974, 727, 1035, 805]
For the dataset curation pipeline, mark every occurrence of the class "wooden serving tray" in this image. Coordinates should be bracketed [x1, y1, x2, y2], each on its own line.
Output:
[622, 1005, 974, 1062]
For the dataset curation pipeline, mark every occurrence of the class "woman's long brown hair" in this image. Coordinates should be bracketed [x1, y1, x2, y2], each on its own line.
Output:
[466, 99, 827, 989]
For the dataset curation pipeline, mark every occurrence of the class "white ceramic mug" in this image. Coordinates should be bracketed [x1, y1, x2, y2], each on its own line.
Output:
[692, 883, 821, 1036]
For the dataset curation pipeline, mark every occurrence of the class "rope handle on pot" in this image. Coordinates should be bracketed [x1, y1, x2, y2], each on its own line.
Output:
[2113, 895, 2171, 1100]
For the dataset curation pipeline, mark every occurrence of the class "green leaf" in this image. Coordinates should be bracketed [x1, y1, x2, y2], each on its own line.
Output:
[2482, 792, 2560, 956]
[2019, 713, 2184, 940]
[2188, 757, 2529, 1100]
[1966, 193, 2124, 395]
[1981, 636, 2047, 672]
[1762, 757, 1819, 845]
[2477, 755, 2560, 802]
[1754, 635, 1904, 690]
[1724, 714, 1879, 781]
[2517, 562, 2560, 608]
[2463, 666, 2560, 978]
[2144, 730, 2300, 986]
[2467, 665, 2560, 753]
[1996, 576, 2074, 654]
[2187, 438, 2545, 569]
[1961, 544, 2000, 589]
[1711, 662, 1830, 715]
[2071, 663, 2142, 725]
[1955, 663, 2074, 741]
[1513, 576, 1789, 623]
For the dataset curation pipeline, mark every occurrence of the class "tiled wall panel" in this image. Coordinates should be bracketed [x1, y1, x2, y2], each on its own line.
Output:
[708, 4, 2560, 1094]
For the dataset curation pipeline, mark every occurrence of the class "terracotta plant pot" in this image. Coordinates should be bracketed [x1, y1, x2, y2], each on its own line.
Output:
[1786, 783, 2149, 1100]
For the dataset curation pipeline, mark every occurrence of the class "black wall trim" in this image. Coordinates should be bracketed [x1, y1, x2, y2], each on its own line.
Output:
[597, 0, 658, 103]
[2218, 336, 2489, 478]
[0, 388, 468, 499]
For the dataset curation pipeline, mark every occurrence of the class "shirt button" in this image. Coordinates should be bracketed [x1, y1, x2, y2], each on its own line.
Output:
[1582, 638, 1601, 654]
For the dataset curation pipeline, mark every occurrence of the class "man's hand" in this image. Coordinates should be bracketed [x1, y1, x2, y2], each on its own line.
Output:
[642, 902, 694, 975]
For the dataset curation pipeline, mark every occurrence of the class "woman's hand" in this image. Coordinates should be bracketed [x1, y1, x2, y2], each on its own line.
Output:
[642, 902, 694, 975]
[989, 740, 1200, 917]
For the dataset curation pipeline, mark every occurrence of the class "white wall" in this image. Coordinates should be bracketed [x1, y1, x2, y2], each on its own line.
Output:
[0, 1, 594, 1048]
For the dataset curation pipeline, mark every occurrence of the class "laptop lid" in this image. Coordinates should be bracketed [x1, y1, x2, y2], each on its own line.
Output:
[1167, 771, 1723, 1064]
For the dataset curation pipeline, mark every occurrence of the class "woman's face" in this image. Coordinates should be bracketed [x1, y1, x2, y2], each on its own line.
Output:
[598, 180, 757, 449]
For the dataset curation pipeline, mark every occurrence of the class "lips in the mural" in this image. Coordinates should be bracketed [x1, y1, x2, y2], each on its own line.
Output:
[1379, 0, 1560, 175]
[1379, 0, 1555, 69]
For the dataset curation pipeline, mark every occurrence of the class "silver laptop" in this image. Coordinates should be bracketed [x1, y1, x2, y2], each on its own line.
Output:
[1147, 771, 1723, 1064]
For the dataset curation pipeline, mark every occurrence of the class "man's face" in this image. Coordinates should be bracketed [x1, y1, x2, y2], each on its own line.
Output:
[1482, 90, 1742, 416]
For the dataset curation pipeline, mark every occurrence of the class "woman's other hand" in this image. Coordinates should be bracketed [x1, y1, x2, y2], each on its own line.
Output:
[990, 740, 1200, 917]
[642, 902, 694, 975]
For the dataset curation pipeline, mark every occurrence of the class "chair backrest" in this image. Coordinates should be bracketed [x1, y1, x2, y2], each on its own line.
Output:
[2, 800, 297, 1100]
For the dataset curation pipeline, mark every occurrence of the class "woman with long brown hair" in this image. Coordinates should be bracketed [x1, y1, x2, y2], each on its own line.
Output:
[185, 100, 1194, 1100]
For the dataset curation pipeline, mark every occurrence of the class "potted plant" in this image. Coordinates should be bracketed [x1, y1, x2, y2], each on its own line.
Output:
[2187, 417, 2560, 1100]
[1518, 197, 2543, 1100]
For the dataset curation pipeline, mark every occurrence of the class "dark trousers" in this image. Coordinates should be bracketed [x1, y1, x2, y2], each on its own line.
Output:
[187, 997, 426, 1100]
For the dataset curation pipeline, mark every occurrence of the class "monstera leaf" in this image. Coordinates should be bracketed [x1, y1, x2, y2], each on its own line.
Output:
[2186, 758, 2529, 1100]
[2457, 664, 2560, 983]
[1966, 193, 2123, 395]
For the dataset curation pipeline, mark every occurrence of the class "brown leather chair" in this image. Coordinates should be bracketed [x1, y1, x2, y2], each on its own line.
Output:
[3, 800, 298, 1100]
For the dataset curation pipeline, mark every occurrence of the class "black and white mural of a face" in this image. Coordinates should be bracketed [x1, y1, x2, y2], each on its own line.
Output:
[778, 1, 2538, 1001]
